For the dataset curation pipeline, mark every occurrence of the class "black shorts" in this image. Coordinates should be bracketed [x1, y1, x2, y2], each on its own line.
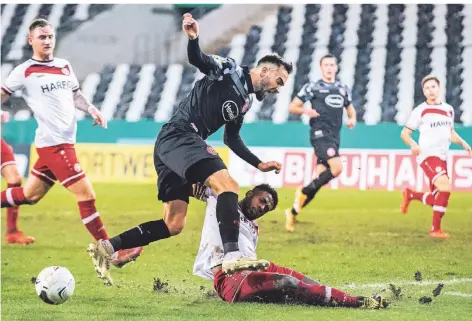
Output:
[311, 137, 340, 166]
[154, 124, 226, 203]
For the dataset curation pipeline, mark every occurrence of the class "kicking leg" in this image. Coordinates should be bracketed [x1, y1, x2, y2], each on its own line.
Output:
[400, 188, 435, 214]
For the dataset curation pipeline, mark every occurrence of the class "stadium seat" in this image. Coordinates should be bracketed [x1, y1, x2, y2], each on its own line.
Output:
[2, 4, 471, 126]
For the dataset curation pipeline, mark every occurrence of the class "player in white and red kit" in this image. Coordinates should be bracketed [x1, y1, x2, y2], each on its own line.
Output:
[192, 183, 388, 308]
[1, 111, 35, 244]
[0, 18, 142, 266]
[400, 75, 472, 239]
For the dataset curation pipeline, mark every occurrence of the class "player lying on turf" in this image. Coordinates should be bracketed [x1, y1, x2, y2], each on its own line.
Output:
[192, 183, 388, 309]
[1, 111, 34, 244]
[400, 75, 472, 239]
[0, 18, 141, 265]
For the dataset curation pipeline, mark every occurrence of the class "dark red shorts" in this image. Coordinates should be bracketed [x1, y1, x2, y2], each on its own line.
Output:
[1, 138, 16, 169]
[420, 156, 448, 193]
[31, 144, 85, 187]
[213, 262, 306, 303]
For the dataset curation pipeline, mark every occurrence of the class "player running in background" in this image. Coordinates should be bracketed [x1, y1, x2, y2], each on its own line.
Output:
[400, 75, 472, 239]
[0, 18, 142, 265]
[284, 54, 357, 232]
[1, 111, 35, 244]
[192, 183, 388, 309]
[87, 13, 292, 285]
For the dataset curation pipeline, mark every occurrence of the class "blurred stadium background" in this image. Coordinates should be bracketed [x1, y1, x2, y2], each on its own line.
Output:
[2, 3, 472, 191]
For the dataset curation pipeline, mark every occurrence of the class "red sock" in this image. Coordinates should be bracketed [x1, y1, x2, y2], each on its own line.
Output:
[408, 190, 434, 206]
[5, 183, 21, 233]
[431, 191, 450, 232]
[78, 200, 108, 241]
[295, 282, 358, 307]
[1, 186, 29, 208]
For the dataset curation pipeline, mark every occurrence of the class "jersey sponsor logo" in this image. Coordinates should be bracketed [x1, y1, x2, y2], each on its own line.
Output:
[430, 120, 452, 128]
[324, 94, 344, 108]
[222, 100, 239, 121]
[206, 146, 218, 156]
[41, 80, 73, 93]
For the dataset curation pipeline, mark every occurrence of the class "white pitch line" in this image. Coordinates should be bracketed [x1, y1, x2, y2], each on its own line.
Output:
[339, 278, 472, 290]
[443, 291, 472, 298]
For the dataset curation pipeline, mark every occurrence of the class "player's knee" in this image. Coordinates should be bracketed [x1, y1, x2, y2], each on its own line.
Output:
[435, 176, 451, 192]
[329, 161, 343, 177]
[164, 209, 187, 236]
[274, 275, 300, 293]
[206, 169, 239, 195]
[164, 217, 185, 236]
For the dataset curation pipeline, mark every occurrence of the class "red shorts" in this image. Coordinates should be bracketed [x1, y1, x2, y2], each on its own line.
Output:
[213, 262, 306, 303]
[1, 138, 16, 169]
[31, 144, 85, 187]
[420, 156, 448, 193]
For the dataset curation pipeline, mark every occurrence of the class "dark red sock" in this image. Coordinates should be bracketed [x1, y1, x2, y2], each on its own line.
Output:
[1, 187, 29, 208]
[5, 183, 21, 233]
[78, 200, 108, 240]
[295, 282, 358, 307]
[431, 191, 450, 232]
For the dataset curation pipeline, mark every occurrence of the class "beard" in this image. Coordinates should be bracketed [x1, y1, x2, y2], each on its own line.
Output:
[239, 197, 262, 221]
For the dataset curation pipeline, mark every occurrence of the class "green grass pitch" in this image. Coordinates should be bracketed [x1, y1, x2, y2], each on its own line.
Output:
[2, 183, 471, 321]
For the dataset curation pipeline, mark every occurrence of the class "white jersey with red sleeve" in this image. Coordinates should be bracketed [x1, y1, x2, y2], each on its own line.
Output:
[1, 58, 80, 148]
[405, 102, 455, 163]
[193, 189, 259, 281]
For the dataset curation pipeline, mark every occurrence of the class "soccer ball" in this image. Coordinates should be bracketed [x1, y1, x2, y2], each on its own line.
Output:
[34, 266, 75, 305]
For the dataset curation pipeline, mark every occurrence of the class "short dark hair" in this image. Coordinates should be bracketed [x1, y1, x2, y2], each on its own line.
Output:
[252, 184, 279, 210]
[29, 18, 51, 32]
[320, 54, 338, 65]
[421, 75, 440, 87]
[257, 54, 293, 74]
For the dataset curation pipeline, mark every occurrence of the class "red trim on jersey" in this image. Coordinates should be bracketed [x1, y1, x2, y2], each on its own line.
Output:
[1, 85, 12, 95]
[421, 108, 451, 118]
[25, 64, 71, 78]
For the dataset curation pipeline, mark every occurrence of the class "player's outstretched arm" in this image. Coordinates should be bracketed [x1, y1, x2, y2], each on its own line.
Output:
[400, 127, 420, 156]
[183, 13, 215, 75]
[451, 129, 472, 156]
[73, 90, 107, 129]
[224, 120, 281, 173]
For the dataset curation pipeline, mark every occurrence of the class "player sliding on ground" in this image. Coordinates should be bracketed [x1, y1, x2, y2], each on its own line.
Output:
[400, 75, 472, 239]
[0, 18, 142, 265]
[87, 13, 293, 285]
[285, 54, 357, 232]
[192, 183, 388, 309]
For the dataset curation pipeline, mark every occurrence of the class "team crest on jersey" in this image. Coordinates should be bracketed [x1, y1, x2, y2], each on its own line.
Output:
[339, 87, 346, 96]
[435, 166, 442, 173]
[327, 148, 336, 157]
[61, 66, 70, 76]
[446, 111, 453, 118]
[206, 146, 217, 156]
[74, 163, 82, 173]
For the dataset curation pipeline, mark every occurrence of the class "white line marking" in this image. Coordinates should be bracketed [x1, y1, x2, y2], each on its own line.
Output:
[444, 291, 472, 298]
[339, 278, 472, 290]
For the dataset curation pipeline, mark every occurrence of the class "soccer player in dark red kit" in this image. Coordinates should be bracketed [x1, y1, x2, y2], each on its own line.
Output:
[400, 75, 471, 238]
[192, 183, 388, 309]
[0, 18, 141, 265]
[1, 111, 35, 244]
